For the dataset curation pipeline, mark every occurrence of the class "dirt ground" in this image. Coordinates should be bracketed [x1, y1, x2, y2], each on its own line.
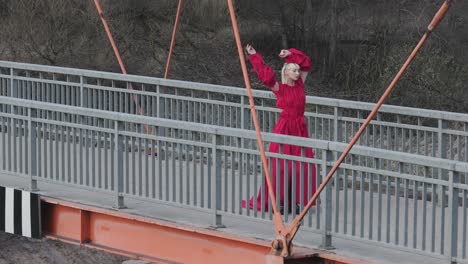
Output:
[0, 232, 132, 264]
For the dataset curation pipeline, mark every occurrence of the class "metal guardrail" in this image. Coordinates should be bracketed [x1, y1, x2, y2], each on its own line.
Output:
[1, 60, 468, 166]
[1, 95, 468, 263]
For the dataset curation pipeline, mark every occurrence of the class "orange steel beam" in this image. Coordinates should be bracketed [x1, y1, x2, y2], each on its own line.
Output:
[282, 0, 453, 253]
[227, 0, 287, 250]
[41, 198, 272, 264]
[40, 197, 362, 264]
[164, 0, 183, 79]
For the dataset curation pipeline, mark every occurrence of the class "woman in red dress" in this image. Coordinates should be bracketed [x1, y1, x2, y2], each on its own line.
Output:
[242, 44, 317, 214]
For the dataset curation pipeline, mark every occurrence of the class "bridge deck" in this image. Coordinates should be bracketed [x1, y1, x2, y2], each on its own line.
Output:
[0, 171, 445, 264]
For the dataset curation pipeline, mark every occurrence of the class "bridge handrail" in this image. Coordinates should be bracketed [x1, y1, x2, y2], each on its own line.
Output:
[1, 95, 466, 174]
[2, 60, 468, 122]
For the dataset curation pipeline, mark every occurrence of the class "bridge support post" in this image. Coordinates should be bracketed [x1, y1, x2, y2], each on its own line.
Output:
[437, 120, 448, 207]
[156, 85, 160, 118]
[114, 120, 126, 209]
[79, 75, 84, 107]
[9, 68, 14, 98]
[241, 96, 246, 130]
[28, 108, 38, 191]
[211, 133, 224, 228]
[320, 149, 334, 249]
[333, 107, 343, 143]
[448, 170, 459, 264]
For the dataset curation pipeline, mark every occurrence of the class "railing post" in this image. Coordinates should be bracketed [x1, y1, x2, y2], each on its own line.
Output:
[448, 169, 459, 264]
[396, 115, 402, 151]
[333, 107, 343, 143]
[114, 120, 126, 209]
[10, 68, 16, 118]
[240, 96, 245, 129]
[156, 85, 161, 118]
[438, 119, 448, 168]
[156, 85, 166, 139]
[333, 107, 343, 193]
[9, 68, 14, 98]
[80, 75, 84, 107]
[438, 119, 448, 207]
[210, 132, 224, 228]
[28, 108, 38, 191]
[320, 149, 334, 249]
[240, 96, 247, 177]
[241, 95, 248, 130]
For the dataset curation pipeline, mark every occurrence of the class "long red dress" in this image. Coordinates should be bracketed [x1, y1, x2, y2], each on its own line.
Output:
[242, 49, 317, 211]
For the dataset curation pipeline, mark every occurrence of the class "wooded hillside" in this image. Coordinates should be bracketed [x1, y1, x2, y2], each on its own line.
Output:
[0, 0, 467, 112]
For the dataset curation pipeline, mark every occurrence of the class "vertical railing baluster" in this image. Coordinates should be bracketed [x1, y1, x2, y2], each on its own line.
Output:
[377, 158, 382, 242]
[246, 152, 251, 217]
[28, 108, 38, 191]
[178, 141, 183, 203]
[395, 115, 400, 151]
[462, 190, 467, 259]
[438, 119, 448, 184]
[207, 134, 212, 208]
[321, 149, 333, 249]
[368, 158, 375, 240]
[431, 177, 437, 252]
[253, 154, 259, 218]
[385, 168, 391, 243]
[465, 124, 468, 185]
[404, 172, 409, 247]
[283, 152, 289, 222]
[231, 149, 235, 214]
[333, 107, 343, 233]
[114, 120, 125, 208]
[200, 143, 205, 207]
[440, 183, 446, 255]
[238, 138, 243, 214]
[448, 170, 459, 262]
[158, 128, 163, 201]
[422, 171, 428, 251]
[351, 156, 357, 236]
[9, 68, 14, 99]
[395, 162, 402, 245]
[211, 133, 223, 227]
[223, 145, 228, 212]
[139, 136, 143, 197]
[413, 179, 418, 249]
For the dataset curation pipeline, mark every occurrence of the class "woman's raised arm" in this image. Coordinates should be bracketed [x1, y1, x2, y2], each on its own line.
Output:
[246, 44, 279, 92]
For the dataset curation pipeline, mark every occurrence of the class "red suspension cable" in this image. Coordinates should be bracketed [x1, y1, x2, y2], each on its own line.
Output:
[227, 0, 287, 239]
[93, 0, 127, 75]
[164, 0, 183, 79]
[93, 0, 145, 119]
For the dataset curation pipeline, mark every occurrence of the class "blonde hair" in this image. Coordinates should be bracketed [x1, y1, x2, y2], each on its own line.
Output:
[281, 63, 300, 84]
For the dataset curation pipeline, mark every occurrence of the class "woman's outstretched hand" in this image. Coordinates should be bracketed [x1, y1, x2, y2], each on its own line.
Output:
[278, 49, 291, 58]
[246, 44, 256, 55]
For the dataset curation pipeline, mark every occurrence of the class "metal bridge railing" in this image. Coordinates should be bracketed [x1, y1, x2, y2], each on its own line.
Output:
[1, 60, 468, 169]
[1, 96, 468, 263]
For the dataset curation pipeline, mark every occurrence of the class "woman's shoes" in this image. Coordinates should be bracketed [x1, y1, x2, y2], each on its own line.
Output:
[279, 204, 301, 215]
